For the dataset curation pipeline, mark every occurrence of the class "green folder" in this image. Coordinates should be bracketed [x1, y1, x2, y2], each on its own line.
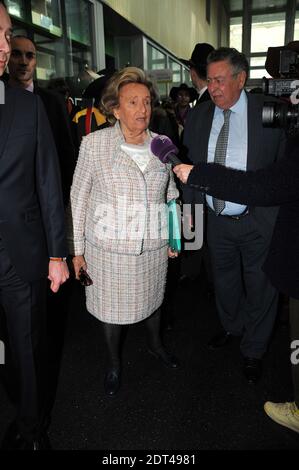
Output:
[168, 199, 181, 253]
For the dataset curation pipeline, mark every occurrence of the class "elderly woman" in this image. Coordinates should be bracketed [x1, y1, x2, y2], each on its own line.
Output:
[68, 67, 179, 396]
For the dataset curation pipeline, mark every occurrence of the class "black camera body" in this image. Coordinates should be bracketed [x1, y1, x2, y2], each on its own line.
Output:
[262, 49, 299, 135]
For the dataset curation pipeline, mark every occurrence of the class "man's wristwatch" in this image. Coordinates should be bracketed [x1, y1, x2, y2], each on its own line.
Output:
[49, 257, 67, 262]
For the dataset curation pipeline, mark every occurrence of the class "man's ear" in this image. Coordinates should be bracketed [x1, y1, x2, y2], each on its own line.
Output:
[238, 70, 247, 89]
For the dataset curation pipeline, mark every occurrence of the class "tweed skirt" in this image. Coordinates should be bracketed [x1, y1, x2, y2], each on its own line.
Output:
[84, 240, 169, 324]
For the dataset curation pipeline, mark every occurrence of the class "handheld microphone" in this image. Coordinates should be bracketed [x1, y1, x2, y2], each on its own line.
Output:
[150, 135, 182, 167]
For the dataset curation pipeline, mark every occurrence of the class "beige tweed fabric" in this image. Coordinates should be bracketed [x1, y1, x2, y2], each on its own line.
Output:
[85, 241, 168, 324]
[67, 122, 179, 324]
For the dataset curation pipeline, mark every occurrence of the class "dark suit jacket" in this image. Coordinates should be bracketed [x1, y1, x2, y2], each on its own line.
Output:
[194, 88, 211, 107]
[179, 88, 212, 164]
[187, 136, 299, 298]
[34, 85, 76, 206]
[183, 92, 286, 238]
[0, 85, 67, 281]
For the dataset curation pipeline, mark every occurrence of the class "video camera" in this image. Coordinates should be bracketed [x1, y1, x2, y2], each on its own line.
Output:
[262, 47, 299, 135]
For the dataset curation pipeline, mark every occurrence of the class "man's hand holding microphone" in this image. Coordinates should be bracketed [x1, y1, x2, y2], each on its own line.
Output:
[150, 134, 194, 184]
[173, 164, 194, 183]
[150, 135, 196, 232]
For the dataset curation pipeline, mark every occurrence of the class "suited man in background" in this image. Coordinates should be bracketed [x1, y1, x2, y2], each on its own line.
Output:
[7, 35, 76, 206]
[180, 42, 215, 107]
[0, 1, 69, 449]
[179, 43, 215, 287]
[183, 48, 286, 383]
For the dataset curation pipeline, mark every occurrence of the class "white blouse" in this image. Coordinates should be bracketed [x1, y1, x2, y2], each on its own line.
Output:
[120, 141, 152, 173]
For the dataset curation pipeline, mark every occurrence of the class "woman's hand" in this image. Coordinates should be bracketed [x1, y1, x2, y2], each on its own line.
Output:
[72, 255, 87, 280]
[168, 247, 179, 259]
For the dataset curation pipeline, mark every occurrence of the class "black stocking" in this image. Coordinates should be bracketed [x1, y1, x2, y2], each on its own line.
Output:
[102, 322, 123, 371]
[145, 308, 164, 353]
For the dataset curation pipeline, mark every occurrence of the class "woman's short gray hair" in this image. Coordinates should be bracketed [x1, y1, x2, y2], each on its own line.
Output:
[100, 67, 157, 125]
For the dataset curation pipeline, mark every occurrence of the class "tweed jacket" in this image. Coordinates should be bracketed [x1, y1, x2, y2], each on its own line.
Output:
[67, 122, 179, 256]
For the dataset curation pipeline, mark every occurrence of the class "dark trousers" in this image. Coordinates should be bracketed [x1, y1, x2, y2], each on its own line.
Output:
[180, 242, 213, 284]
[44, 280, 71, 427]
[0, 239, 47, 442]
[180, 205, 213, 284]
[289, 298, 299, 407]
[207, 212, 278, 359]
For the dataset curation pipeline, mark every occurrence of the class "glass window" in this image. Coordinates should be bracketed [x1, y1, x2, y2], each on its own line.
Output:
[252, 0, 287, 9]
[65, 0, 91, 46]
[70, 44, 92, 76]
[147, 44, 167, 97]
[115, 37, 133, 69]
[249, 57, 271, 79]
[230, 16, 242, 51]
[183, 67, 192, 86]
[294, 10, 299, 40]
[35, 50, 56, 81]
[34, 33, 66, 80]
[169, 59, 181, 86]
[7, 0, 26, 20]
[31, 0, 62, 37]
[147, 44, 167, 70]
[249, 68, 270, 79]
[228, 0, 243, 13]
[250, 56, 267, 68]
[251, 12, 285, 53]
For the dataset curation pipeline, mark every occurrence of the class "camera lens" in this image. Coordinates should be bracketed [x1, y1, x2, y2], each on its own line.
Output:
[262, 103, 275, 126]
[262, 101, 297, 130]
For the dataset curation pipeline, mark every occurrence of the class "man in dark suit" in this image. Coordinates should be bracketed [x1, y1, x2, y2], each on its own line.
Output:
[7, 34, 77, 425]
[180, 48, 286, 383]
[179, 43, 215, 287]
[7, 35, 76, 206]
[0, 1, 69, 449]
[180, 42, 215, 107]
[174, 134, 299, 432]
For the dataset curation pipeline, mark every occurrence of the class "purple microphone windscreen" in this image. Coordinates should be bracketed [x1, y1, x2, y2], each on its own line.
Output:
[150, 135, 179, 164]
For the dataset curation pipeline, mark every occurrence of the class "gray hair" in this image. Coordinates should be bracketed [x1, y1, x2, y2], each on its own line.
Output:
[100, 67, 157, 125]
[207, 47, 249, 79]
